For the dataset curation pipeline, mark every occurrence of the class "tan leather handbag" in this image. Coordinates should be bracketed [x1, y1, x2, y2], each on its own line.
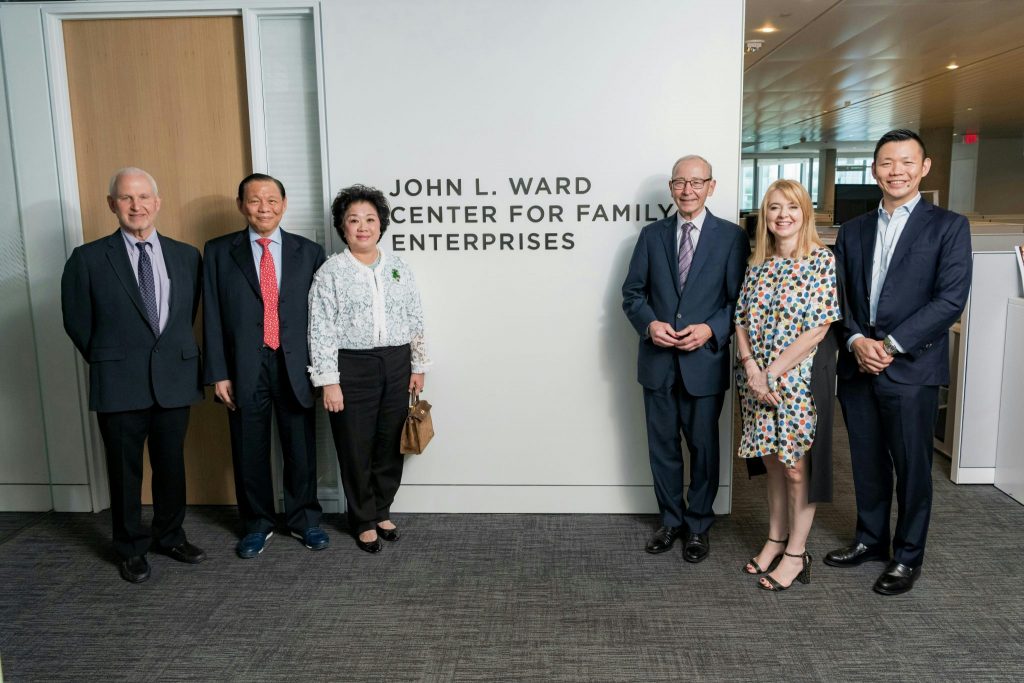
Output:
[400, 395, 434, 454]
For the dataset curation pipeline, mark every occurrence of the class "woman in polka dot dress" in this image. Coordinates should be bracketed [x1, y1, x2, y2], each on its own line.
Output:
[734, 179, 841, 591]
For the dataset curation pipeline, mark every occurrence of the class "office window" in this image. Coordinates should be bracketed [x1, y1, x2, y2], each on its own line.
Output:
[741, 156, 819, 211]
[836, 156, 872, 184]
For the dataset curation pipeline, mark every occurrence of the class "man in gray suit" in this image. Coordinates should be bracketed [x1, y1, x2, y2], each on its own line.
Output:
[622, 155, 749, 562]
[62, 167, 206, 583]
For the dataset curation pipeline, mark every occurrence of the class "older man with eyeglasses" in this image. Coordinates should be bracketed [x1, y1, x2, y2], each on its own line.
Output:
[622, 155, 749, 563]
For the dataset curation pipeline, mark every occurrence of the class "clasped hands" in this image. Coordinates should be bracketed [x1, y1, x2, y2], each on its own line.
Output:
[742, 360, 781, 408]
[648, 321, 713, 352]
[851, 337, 893, 375]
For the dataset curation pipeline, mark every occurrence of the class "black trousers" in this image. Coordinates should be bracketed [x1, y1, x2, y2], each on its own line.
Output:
[96, 406, 190, 559]
[328, 345, 410, 534]
[642, 365, 725, 535]
[228, 346, 321, 535]
[838, 372, 939, 568]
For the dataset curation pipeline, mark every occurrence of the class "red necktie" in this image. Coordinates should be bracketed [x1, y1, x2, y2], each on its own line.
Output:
[256, 238, 280, 350]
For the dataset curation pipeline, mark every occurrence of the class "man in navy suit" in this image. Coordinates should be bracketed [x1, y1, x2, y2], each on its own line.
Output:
[62, 167, 207, 583]
[203, 173, 328, 558]
[622, 155, 749, 562]
[827, 130, 972, 595]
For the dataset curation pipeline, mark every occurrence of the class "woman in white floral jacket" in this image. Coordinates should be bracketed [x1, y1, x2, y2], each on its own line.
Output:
[308, 184, 430, 553]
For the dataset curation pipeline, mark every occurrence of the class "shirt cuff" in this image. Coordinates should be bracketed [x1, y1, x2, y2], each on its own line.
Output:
[888, 336, 905, 353]
[846, 333, 864, 352]
[411, 363, 430, 374]
[310, 371, 339, 387]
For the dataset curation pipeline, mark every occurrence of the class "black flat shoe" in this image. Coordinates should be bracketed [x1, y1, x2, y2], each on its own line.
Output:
[824, 542, 890, 567]
[119, 555, 151, 583]
[356, 536, 382, 553]
[873, 561, 921, 595]
[645, 525, 683, 554]
[156, 541, 207, 564]
[744, 536, 787, 575]
[683, 533, 710, 563]
[376, 524, 400, 542]
[758, 551, 811, 591]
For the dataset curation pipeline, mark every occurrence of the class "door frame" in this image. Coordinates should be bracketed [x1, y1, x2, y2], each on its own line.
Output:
[38, 0, 331, 512]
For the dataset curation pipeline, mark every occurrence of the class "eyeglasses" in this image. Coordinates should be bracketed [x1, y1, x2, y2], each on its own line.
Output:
[670, 177, 712, 190]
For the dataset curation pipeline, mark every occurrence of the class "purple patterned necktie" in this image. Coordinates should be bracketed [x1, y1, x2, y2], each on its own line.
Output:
[136, 242, 160, 335]
[678, 221, 695, 289]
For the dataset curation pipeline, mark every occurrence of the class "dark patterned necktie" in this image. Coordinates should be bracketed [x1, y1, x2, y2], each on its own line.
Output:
[678, 222, 695, 289]
[136, 242, 159, 335]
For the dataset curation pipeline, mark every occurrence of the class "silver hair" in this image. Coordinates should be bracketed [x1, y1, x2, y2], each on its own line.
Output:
[108, 167, 159, 197]
[671, 155, 713, 179]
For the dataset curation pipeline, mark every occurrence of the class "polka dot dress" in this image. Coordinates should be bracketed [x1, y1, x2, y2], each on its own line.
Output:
[735, 247, 841, 467]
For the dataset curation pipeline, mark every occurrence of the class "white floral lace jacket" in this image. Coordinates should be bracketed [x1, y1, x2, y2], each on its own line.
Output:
[307, 248, 430, 386]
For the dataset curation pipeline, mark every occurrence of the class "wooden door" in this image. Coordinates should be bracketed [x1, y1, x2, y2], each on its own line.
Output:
[64, 16, 251, 504]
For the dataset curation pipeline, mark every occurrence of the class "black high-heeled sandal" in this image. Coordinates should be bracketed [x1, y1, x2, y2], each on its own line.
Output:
[743, 536, 788, 575]
[758, 550, 812, 591]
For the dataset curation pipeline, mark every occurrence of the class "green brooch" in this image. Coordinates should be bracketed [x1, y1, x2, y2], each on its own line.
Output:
[391, 268, 400, 282]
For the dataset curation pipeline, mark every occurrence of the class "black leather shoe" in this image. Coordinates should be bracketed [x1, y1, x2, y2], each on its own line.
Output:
[823, 542, 890, 567]
[645, 525, 682, 554]
[873, 562, 921, 595]
[376, 524, 400, 542]
[356, 535, 382, 553]
[683, 533, 710, 563]
[157, 541, 207, 564]
[119, 555, 151, 583]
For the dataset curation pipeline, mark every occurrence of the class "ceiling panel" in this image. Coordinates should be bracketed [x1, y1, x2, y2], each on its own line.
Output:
[743, 0, 1024, 151]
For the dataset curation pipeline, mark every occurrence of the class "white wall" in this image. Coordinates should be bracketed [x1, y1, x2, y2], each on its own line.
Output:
[322, 0, 745, 512]
[0, 0, 744, 513]
[0, 33, 51, 511]
[975, 136, 1024, 215]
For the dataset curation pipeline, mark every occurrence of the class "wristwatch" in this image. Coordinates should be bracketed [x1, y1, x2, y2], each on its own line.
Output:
[882, 336, 900, 356]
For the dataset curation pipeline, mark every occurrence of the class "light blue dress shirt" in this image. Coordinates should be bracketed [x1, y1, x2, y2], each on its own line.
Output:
[120, 228, 170, 333]
[249, 226, 282, 290]
[847, 192, 922, 352]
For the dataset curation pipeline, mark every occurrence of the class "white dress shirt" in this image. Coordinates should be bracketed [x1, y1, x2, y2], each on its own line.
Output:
[676, 208, 707, 255]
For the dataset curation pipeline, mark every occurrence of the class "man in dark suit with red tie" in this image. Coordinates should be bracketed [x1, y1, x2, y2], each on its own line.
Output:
[203, 173, 327, 558]
[61, 167, 207, 583]
[827, 130, 973, 594]
[622, 155, 750, 562]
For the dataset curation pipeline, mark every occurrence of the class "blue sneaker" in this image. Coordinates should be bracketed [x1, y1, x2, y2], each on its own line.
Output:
[292, 526, 329, 551]
[237, 530, 273, 558]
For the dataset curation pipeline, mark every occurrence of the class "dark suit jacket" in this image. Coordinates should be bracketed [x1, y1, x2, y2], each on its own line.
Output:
[833, 199, 972, 386]
[61, 230, 203, 412]
[202, 227, 326, 409]
[622, 211, 750, 395]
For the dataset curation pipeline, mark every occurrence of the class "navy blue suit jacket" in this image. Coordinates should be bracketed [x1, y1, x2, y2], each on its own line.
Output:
[61, 230, 203, 412]
[202, 228, 326, 409]
[622, 211, 750, 394]
[833, 199, 972, 386]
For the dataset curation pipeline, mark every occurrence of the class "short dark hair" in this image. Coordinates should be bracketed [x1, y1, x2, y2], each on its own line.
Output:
[238, 173, 286, 201]
[873, 129, 928, 162]
[331, 184, 391, 244]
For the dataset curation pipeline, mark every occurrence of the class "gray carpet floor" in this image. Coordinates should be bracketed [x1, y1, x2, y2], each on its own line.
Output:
[2, 415, 1023, 682]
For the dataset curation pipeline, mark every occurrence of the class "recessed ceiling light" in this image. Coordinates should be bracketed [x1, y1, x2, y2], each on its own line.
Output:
[967, 107, 973, 111]
[755, 24, 778, 33]
[946, 62, 959, 70]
